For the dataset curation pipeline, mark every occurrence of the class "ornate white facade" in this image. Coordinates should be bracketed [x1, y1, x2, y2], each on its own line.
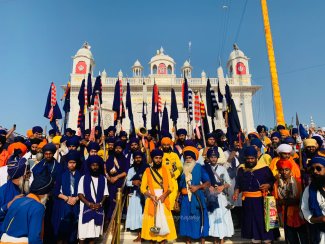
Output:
[67, 43, 261, 134]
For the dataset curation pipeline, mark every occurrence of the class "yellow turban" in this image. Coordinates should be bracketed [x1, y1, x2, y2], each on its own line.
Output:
[52, 136, 62, 145]
[303, 138, 318, 148]
[280, 129, 290, 137]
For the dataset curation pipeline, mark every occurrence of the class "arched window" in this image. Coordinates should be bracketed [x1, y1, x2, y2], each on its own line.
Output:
[153, 65, 157, 74]
[167, 65, 172, 74]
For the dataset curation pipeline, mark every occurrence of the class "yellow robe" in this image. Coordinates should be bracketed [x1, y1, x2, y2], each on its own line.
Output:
[258, 153, 272, 167]
[140, 166, 177, 242]
[162, 152, 182, 210]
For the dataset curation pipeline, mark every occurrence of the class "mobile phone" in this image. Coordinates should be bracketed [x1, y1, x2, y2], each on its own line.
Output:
[13, 124, 16, 130]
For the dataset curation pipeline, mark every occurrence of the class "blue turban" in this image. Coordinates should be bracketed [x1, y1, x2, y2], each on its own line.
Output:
[312, 136, 323, 148]
[206, 133, 216, 140]
[42, 143, 56, 154]
[0, 130, 7, 136]
[248, 133, 259, 140]
[150, 149, 163, 158]
[65, 128, 73, 134]
[48, 129, 56, 136]
[176, 129, 187, 136]
[291, 128, 298, 135]
[207, 147, 220, 158]
[183, 150, 196, 160]
[119, 131, 128, 138]
[60, 135, 68, 143]
[244, 146, 258, 158]
[271, 131, 281, 139]
[257, 125, 267, 133]
[66, 136, 80, 147]
[95, 126, 101, 131]
[30, 169, 53, 195]
[87, 142, 100, 152]
[107, 126, 116, 133]
[87, 155, 104, 166]
[7, 155, 27, 179]
[133, 151, 144, 159]
[114, 140, 124, 148]
[184, 139, 196, 147]
[129, 137, 140, 144]
[32, 126, 43, 134]
[84, 129, 91, 135]
[277, 125, 286, 131]
[106, 137, 115, 144]
[66, 150, 81, 163]
[251, 138, 263, 149]
[283, 137, 296, 145]
[309, 156, 325, 167]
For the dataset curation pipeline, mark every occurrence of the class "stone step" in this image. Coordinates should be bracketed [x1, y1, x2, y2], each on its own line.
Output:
[103, 228, 285, 243]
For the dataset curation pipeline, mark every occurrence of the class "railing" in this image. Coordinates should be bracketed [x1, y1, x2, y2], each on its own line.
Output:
[101, 76, 237, 86]
[104, 179, 128, 244]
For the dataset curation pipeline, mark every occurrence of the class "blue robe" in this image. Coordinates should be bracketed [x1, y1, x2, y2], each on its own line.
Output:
[0, 181, 21, 232]
[105, 153, 129, 218]
[52, 169, 81, 242]
[235, 166, 275, 241]
[179, 163, 210, 239]
[1, 194, 44, 244]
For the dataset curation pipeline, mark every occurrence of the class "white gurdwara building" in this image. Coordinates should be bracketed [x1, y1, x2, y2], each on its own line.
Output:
[67, 42, 261, 134]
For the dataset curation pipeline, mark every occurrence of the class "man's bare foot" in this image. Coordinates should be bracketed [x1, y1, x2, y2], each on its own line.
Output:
[133, 236, 141, 242]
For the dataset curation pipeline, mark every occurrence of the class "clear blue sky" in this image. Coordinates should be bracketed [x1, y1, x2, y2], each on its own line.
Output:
[0, 0, 324, 134]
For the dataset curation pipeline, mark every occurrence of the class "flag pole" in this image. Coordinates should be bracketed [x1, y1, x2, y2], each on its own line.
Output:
[199, 91, 207, 148]
[97, 90, 106, 162]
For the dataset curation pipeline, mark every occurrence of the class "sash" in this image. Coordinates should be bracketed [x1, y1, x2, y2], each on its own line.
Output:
[82, 174, 105, 225]
[146, 167, 170, 216]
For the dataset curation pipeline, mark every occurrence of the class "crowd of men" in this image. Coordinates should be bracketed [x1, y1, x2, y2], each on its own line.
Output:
[0, 124, 324, 244]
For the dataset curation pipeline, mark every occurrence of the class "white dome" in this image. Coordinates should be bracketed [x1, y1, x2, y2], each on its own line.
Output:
[228, 44, 246, 61]
[75, 42, 93, 59]
[183, 60, 191, 67]
[101, 69, 107, 76]
[201, 70, 206, 77]
[132, 59, 143, 68]
[149, 47, 175, 64]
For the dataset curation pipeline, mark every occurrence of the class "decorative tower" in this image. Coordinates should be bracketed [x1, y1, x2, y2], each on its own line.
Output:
[132, 59, 143, 77]
[181, 60, 192, 78]
[226, 44, 251, 85]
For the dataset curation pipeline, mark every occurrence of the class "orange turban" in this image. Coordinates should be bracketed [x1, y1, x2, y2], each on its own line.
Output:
[183, 146, 199, 161]
[7, 142, 27, 156]
[161, 137, 172, 145]
[280, 129, 290, 137]
[276, 159, 293, 170]
[26, 129, 33, 138]
[38, 140, 47, 149]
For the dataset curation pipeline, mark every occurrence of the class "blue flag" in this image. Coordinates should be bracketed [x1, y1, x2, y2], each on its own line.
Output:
[126, 81, 135, 137]
[77, 79, 86, 134]
[151, 83, 160, 133]
[225, 85, 241, 145]
[182, 76, 189, 110]
[87, 73, 92, 105]
[112, 79, 121, 120]
[91, 76, 102, 105]
[170, 88, 178, 128]
[161, 102, 169, 134]
[217, 80, 223, 103]
[62, 82, 71, 132]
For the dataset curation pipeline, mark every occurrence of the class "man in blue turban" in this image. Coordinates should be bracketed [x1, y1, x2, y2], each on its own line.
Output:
[77, 155, 108, 243]
[0, 154, 28, 231]
[233, 146, 275, 242]
[1, 169, 53, 243]
[174, 128, 187, 157]
[32, 126, 43, 140]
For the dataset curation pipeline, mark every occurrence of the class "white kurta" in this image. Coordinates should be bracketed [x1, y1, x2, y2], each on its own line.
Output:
[78, 175, 109, 240]
[301, 186, 325, 243]
[0, 166, 7, 187]
[208, 164, 234, 239]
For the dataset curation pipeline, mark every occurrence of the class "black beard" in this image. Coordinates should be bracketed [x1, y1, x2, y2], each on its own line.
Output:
[305, 150, 317, 158]
[162, 148, 171, 153]
[152, 163, 162, 169]
[245, 162, 257, 169]
[90, 170, 100, 177]
[31, 150, 37, 155]
[311, 174, 325, 188]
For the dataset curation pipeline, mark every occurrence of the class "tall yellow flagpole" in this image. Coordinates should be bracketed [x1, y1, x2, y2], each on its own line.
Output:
[261, 0, 285, 126]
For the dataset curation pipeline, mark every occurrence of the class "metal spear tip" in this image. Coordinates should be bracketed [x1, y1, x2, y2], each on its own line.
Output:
[95, 90, 100, 94]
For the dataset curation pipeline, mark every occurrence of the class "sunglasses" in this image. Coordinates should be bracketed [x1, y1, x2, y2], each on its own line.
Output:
[311, 166, 324, 172]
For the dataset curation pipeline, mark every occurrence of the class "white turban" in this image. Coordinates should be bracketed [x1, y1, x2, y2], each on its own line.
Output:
[276, 144, 293, 154]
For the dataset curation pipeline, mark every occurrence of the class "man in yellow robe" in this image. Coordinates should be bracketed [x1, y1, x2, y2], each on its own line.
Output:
[161, 137, 182, 210]
[140, 149, 177, 243]
[251, 138, 272, 167]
